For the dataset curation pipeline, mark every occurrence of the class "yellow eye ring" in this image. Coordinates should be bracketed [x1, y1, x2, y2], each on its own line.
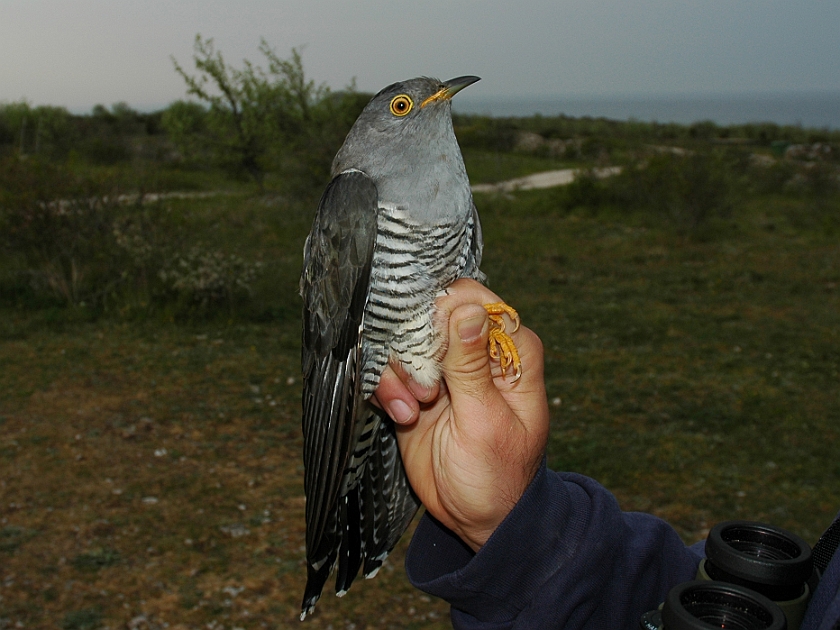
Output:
[389, 94, 414, 117]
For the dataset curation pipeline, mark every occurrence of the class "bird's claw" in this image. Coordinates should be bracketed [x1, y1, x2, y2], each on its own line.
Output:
[484, 302, 522, 381]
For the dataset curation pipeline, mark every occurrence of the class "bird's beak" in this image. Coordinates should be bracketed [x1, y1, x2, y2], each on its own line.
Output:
[421, 76, 480, 108]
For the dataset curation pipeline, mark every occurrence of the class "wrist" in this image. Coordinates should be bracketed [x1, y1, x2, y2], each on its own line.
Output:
[452, 470, 540, 552]
[457, 522, 499, 553]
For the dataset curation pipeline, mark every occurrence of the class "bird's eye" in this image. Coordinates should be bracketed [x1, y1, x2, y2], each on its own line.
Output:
[389, 95, 414, 117]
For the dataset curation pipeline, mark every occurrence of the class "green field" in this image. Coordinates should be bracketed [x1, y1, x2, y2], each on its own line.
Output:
[2, 111, 840, 628]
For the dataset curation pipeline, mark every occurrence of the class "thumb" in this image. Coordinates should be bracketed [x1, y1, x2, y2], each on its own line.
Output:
[442, 304, 497, 400]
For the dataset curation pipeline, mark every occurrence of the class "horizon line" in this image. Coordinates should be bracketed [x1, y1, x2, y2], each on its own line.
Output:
[1, 87, 839, 116]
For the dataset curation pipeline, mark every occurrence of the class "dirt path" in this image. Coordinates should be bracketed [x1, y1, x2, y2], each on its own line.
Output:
[471, 165, 622, 194]
[76, 166, 624, 207]
[137, 165, 623, 201]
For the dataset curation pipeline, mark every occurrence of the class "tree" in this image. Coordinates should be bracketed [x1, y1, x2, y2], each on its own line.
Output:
[169, 35, 360, 189]
[161, 100, 209, 165]
[0, 102, 76, 158]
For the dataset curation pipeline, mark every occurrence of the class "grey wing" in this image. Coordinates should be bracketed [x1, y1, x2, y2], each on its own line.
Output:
[299, 170, 378, 614]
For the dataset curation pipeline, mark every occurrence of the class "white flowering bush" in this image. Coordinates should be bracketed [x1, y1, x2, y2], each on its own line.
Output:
[112, 215, 157, 265]
[1, 156, 264, 314]
[158, 246, 264, 306]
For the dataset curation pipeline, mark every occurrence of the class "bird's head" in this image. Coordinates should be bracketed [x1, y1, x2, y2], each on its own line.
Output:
[331, 76, 480, 191]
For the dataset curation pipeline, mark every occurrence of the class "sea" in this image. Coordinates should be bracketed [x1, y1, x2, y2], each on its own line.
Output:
[453, 92, 840, 130]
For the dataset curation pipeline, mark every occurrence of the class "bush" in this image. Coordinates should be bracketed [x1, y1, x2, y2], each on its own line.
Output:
[158, 246, 263, 308]
[0, 102, 78, 159]
[639, 152, 735, 227]
[0, 156, 263, 315]
[169, 36, 366, 194]
[558, 151, 737, 228]
[0, 156, 127, 305]
[792, 162, 840, 197]
[453, 115, 519, 153]
[561, 170, 606, 210]
[161, 100, 210, 165]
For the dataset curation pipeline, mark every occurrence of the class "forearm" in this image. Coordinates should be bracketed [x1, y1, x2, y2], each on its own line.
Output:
[406, 460, 702, 630]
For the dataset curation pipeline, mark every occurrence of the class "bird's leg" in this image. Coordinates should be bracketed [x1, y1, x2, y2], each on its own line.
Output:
[483, 302, 522, 382]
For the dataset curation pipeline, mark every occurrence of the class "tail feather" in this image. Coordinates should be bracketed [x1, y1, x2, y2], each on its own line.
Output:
[300, 550, 335, 621]
[335, 489, 363, 595]
[300, 412, 420, 620]
[362, 416, 420, 577]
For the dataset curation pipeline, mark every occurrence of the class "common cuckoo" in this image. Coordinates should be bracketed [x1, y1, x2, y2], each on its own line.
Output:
[299, 76, 521, 619]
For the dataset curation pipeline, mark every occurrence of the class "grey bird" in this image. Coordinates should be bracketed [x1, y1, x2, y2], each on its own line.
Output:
[299, 75, 520, 619]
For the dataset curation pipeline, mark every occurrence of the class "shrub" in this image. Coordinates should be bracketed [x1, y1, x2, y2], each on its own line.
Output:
[0, 102, 78, 159]
[637, 152, 735, 227]
[453, 115, 519, 153]
[170, 36, 365, 194]
[161, 100, 210, 165]
[158, 246, 264, 307]
[0, 156, 127, 305]
[0, 156, 263, 314]
[558, 151, 736, 228]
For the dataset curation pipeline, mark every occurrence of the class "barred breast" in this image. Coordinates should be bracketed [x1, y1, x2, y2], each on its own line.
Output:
[360, 203, 480, 395]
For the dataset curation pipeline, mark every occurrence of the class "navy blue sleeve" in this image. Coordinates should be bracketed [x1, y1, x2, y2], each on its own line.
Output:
[801, 512, 840, 630]
[405, 460, 703, 629]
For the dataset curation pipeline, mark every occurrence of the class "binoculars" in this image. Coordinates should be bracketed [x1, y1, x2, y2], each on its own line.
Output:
[640, 520, 817, 630]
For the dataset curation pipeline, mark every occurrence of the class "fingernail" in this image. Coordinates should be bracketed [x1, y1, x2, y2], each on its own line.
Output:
[458, 315, 486, 342]
[387, 399, 414, 424]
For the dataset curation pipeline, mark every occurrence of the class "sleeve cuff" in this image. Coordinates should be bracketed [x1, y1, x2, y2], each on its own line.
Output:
[405, 459, 586, 623]
[405, 460, 702, 628]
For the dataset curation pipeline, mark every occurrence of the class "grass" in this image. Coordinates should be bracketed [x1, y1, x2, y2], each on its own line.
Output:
[0, 318, 444, 628]
[1, 160, 839, 628]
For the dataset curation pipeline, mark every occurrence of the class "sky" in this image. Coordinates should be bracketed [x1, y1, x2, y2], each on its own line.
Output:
[2, 0, 839, 113]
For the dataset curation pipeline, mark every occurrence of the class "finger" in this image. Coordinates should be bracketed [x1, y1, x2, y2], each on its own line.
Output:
[441, 303, 505, 410]
[443, 304, 542, 456]
[387, 359, 440, 403]
[435, 278, 502, 328]
[373, 366, 419, 425]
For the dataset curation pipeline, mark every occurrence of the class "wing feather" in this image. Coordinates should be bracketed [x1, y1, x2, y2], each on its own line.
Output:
[300, 171, 378, 614]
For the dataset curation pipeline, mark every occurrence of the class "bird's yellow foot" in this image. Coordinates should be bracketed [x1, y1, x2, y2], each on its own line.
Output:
[483, 302, 522, 382]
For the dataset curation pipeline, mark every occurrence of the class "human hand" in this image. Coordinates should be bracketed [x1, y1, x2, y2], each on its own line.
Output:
[372, 279, 549, 551]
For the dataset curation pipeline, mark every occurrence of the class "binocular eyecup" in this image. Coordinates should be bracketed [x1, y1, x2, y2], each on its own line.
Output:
[641, 520, 815, 630]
